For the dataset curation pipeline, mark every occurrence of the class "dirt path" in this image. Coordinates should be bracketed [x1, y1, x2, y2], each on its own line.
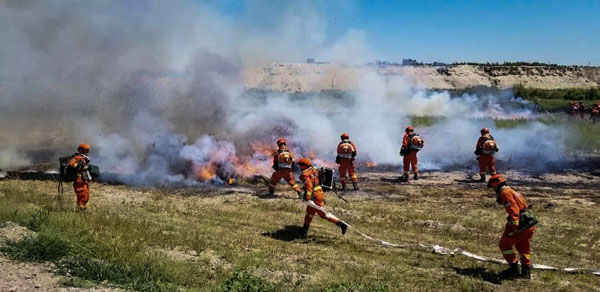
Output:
[0, 222, 121, 292]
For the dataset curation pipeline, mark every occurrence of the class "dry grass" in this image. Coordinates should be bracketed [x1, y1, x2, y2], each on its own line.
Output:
[0, 173, 599, 291]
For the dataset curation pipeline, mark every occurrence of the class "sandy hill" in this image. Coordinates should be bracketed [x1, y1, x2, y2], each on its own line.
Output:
[243, 64, 600, 92]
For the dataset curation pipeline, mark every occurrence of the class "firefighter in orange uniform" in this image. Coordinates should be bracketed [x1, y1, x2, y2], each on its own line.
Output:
[399, 126, 423, 182]
[336, 132, 359, 191]
[568, 101, 578, 118]
[475, 127, 499, 182]
[591, 102, 600, 123]
[488, 174, 536, 280]
[578, 101, 588, 119]
[68, 144, 92, 210]
[268, 138, 302, 198]
[297, 158, 348, 237]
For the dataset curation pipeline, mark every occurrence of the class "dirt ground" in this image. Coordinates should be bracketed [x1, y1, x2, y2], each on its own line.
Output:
[0, 222, 121, 292]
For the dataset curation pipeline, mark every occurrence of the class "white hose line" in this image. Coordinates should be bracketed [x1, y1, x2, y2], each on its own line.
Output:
[302, 200, 600, 276]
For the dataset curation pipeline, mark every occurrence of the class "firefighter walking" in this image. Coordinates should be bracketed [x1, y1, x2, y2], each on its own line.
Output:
[336, 132, 359, 191]
[268, 138, 302, 198]
[475, 127, 499, 182]
[399, 126, 424, 182]
[297, 158, 348, 238]
[488, 174, 537, 280]
[68, 144, 92, 210]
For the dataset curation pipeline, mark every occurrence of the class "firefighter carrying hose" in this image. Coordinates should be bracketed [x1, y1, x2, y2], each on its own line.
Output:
[336, 132, 359, 191]
[268, 138, 302, 198]
[488, 174, 537, 280]
[68, 144, 92, 210]
[297, 158, 348, 238]
[399, 126, 424, 182]
[475, 127, 499, 182]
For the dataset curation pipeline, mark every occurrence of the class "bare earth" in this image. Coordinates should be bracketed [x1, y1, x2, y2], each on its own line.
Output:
[243, 64, 600, 92]
[0, 222, 121, 292]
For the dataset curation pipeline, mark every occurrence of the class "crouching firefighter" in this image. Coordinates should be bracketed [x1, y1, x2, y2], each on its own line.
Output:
[268, 138, 302, 198]
[336, 132, 359, 191]
[399, 126, 424, 182]
[297, 158, 348, 238]
[488, 174, 538, 280]
[475, 127, 499, 182]
[68, 144, 92, 210]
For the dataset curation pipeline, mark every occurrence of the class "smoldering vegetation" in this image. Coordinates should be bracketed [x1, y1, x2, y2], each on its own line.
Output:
[0, 1, 595, 186]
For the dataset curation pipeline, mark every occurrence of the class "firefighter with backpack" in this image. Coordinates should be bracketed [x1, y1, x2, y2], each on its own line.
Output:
[335, 132, 359, 191]
[68, 143, 92, 210]
[399, 126, 424, 182]
[488, 174, 537, 280]
[268, 138, 302, 198]
[475, 127, 499, 182]
[297, 158, 348, 238]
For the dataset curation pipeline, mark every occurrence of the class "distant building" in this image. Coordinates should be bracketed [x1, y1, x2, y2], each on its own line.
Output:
[307, 58, 315, 64]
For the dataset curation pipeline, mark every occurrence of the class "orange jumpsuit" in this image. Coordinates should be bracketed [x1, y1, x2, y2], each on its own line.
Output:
[269, 148, 301, 193]
[475, 134, 497, 176]
[591, 105, 599, 122]
[401, 134, 423, 176]
[498, 186, 535, 267]
[301, 167, 340, 226]
[68, 154, 90, 209]
[337, 140, 358, 185]
[569, 104, 578, 118]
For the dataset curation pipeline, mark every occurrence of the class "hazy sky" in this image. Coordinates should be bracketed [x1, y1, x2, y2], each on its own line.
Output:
[212, 0, 599, 65]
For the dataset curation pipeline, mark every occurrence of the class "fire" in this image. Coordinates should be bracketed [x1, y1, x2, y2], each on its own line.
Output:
[197, 166, 216, 182]
[228, 178, 235, 184]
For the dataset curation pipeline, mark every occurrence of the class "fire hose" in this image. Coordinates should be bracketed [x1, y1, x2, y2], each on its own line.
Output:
[303, 201, 600, 276]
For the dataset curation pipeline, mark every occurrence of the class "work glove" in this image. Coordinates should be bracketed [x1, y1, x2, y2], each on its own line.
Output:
[476, 156, 480, 160]
[335, 156, 341, 164]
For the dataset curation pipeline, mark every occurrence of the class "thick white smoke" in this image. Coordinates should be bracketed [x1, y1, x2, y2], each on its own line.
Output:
[0, 0, 574, 185]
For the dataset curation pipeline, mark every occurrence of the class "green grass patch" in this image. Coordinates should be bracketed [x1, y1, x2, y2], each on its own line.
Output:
[1, 179, 599, 291]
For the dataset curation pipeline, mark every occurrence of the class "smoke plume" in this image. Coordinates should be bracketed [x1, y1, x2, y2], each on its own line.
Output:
[0, 0, 575, 185]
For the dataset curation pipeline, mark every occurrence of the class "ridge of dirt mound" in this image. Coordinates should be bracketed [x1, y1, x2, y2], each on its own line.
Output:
[244, 64, 600, 92]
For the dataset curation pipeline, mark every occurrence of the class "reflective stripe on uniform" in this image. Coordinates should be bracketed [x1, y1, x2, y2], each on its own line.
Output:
[278, 163, 292, 168]
[339, 154, 353, 158]
[512, 220, 519, 225]
[313, 186, 322, 191]
[351, 175, 358, 179]
[502, 249, 514, 255]
[325, 213, 339, 221]
[306, 191, 312, 197]
[292, 184, 299, 189]
[523, 254, 531, 260]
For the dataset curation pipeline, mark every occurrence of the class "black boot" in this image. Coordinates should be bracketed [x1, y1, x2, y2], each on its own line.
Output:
[499, 262, 521, 280]
[335, 221, 348, 235]
[413, 173, 419, 180]
[479, 174, 486, 182]
[341, 183, 347, 191]
[267, 189, 276, 198]
[520, 265, 531, 279]
[299, 224, 309, 238]
[352, 181, 359, 191]
[402, 174, 409, 182]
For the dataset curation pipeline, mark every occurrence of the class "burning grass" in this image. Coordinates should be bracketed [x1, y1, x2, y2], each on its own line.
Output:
[0, 176, 599, 291]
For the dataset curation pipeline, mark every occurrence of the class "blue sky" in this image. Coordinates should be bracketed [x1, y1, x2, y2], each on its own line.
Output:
[211, 0, 599, 65]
